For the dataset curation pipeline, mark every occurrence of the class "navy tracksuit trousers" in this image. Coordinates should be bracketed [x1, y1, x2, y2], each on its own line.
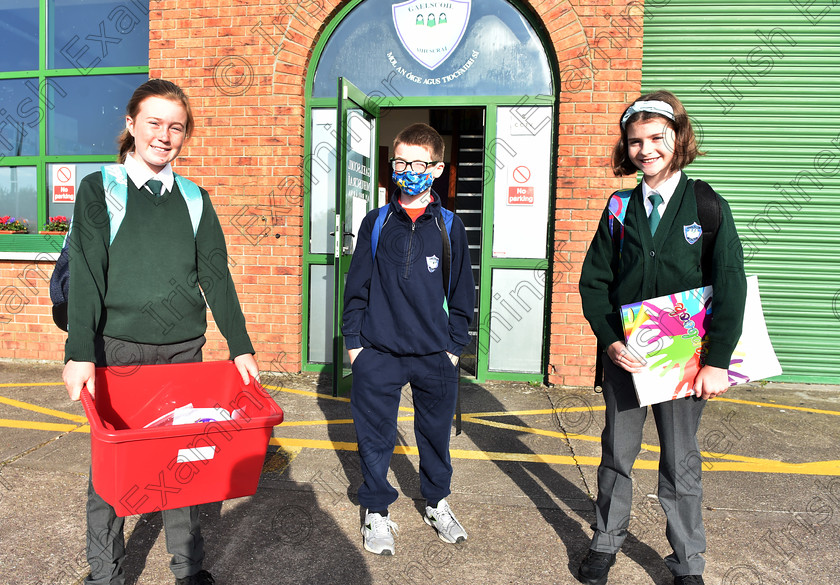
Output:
[350, 347, 460, 510]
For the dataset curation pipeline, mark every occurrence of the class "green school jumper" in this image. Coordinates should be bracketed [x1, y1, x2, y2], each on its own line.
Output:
[579, 171, 746, 368]
[64, 170, 253, 363]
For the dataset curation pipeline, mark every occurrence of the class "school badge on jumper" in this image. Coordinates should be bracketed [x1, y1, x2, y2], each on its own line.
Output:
[684, 222, 702, 245]
[426, 255, 440, 272]
[392, 0, 472, 70]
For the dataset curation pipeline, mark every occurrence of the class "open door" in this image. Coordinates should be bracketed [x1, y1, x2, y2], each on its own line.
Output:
[332, 78, 380, 396]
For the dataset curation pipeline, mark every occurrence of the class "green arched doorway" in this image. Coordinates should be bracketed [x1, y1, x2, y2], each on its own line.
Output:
[301, 0, 560, 383]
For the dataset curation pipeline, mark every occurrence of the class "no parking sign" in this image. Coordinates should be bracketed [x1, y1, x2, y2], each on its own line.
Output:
[53, 165, 76, 203]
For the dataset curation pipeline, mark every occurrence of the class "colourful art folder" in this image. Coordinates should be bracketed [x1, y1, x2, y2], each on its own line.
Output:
[620, 275, 782, 407]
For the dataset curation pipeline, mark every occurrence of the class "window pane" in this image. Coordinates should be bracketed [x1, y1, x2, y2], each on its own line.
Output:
[487, 268, 546, 373]
[309, 108, 337, 254]
[0, 0, 39, 71]
[0, 166, 38, 232]
[49, 0, 150, 70]
[48, 73, 147, 155]
[491, 106, 552, 259]
[308, 264, 334, 364]
[47, 162, 103, 222]
[0, 79, 41, 157]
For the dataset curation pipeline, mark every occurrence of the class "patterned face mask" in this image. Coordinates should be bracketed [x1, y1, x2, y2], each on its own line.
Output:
[393, 169, 435, 197]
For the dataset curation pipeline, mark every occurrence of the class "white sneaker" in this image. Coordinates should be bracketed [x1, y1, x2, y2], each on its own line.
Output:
[361, 510, 399, 555]
[424, 499, 468, 544]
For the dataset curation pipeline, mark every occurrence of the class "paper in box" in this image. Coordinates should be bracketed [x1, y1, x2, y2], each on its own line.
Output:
[81, 360, 284, 516]
[620, 275, 782, 407]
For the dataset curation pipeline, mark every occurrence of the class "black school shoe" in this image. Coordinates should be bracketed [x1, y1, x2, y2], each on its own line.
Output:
[674, 576, 705, 585]
[576, 550, 616, 585]
[175, 570, 215, 585]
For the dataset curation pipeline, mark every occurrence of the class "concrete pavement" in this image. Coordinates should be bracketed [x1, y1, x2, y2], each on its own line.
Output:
[1, 360, 838, 585]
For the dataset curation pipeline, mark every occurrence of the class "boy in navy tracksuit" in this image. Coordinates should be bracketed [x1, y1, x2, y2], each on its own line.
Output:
[342, 123, 475, 556]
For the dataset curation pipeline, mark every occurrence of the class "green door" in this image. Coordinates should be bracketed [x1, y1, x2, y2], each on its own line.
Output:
[332, 77, 380, 396]
[641, 3, 840, 383]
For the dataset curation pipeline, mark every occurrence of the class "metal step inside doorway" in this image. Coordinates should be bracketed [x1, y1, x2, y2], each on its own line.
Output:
[430, 108, 485, 378]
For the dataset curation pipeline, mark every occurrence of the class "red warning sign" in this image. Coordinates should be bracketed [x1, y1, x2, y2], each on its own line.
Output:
[53, 185, 75, 202]
[513, 165, 531, 183]
[53, 165, 76, 203]
[508, 186, 534, 205]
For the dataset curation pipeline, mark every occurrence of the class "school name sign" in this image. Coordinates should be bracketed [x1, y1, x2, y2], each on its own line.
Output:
[390, 0, 479, 84]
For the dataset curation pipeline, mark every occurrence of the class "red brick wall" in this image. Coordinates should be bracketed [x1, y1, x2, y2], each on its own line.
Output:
[0, 0, 643, 387]
[0, 259, 57, 360]
[538, 0, 646, 385]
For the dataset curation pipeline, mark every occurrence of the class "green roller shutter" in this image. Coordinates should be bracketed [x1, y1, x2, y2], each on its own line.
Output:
[642, 1, 840, 383]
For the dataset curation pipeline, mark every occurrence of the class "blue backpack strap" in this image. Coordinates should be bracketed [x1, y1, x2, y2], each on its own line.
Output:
[370, 204, 390, 262]
[441, 207, 454, 235]
[174, 173, 204, 236]
[101, 165, 129, 245]
[101, 167, 204, 243]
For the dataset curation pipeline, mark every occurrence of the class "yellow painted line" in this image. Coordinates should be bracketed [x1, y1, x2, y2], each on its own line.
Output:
[263, 445, 302, 474]
[262, 385, 350, 403]
[467, 407, 605, 418]
[463, 415, 811, 468]
[0, 396, 88, 423]
[281, 415, 416, 427]
[713, 397, 840, 416]
[271, 437, 359, 452]
[0, 383, 64, 387]
[702, 460, 840, 475]
[0, 418, 89, 433]
[281, 418, 356, 427]
[261, 385, 414, 412]
[2, 414, 837, 476]
[268, 436, 840, 476]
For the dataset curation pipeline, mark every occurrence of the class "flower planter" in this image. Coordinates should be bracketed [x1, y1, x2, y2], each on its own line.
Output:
[0, 230, 26, 234]
[39, 231, 67, 235]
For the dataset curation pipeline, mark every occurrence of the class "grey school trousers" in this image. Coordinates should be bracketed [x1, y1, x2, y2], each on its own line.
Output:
[85, 335, 206, 585]
[590, 357, 707, 577]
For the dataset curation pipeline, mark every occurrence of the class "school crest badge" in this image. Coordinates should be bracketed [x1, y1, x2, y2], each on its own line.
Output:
[392, 0, 472, 70]
[426, 255, 440, 272]
[684, 222, 702, 245]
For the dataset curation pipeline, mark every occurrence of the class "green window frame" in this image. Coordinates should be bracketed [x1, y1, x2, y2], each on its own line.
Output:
[0, 0, 149, 254]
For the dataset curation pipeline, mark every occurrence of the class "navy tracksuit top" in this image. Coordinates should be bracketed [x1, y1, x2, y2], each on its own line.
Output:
[342, 191, 475, 356]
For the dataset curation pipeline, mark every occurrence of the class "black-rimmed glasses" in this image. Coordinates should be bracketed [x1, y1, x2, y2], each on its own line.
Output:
[390, 158, 441, 173]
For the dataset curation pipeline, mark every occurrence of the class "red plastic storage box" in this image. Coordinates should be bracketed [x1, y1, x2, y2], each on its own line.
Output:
[81, 360, 284, 517]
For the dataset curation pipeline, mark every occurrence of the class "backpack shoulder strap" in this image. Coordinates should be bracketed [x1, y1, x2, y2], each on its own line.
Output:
[440, 208, 454, 303]
[692, 179, 722, 284]
[608, 189, 633, 233]
[440, 207, 454, 235]
[693, 179, 721, 241]
[608, 188, 634, 258]
[370, 204, 390, 262]
[174, 173, 204, 236]
[101, 165, 128, 245]
[608, 188, 633, 251]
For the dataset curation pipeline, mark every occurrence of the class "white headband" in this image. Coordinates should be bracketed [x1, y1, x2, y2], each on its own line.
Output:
[620, 100, 675, 128]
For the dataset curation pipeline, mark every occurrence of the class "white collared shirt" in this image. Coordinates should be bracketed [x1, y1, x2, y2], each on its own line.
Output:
[642, 171, 682, 218]
[124, 153, 175, 195]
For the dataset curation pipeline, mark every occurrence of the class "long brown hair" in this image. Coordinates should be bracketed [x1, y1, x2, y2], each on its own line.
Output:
[612, 90, 704, 176]
[118, 79, 194, 163]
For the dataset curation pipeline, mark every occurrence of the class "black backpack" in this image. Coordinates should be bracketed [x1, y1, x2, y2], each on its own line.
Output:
[49, 240, 71, 331]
